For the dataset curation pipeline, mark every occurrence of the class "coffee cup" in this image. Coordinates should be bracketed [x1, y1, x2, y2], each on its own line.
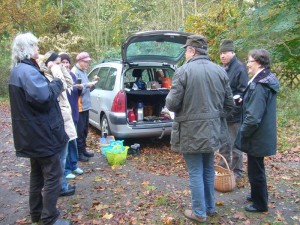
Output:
[233, 94, 242, 106]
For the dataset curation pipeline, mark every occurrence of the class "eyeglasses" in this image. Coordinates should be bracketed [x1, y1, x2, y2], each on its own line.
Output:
[246, 60, 256, 63]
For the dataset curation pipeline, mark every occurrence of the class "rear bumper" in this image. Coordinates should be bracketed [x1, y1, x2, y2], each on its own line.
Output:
[108, 112, 172, 138]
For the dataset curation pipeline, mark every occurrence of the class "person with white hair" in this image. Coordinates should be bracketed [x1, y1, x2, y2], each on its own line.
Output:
[9, 32, 72, 225]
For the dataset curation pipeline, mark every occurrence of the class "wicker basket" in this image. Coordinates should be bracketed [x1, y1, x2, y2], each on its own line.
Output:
[214, 152, 236, 192]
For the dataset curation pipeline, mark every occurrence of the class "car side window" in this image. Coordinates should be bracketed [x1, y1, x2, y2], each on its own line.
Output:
[97, 67, 110, 89]
[104, 68, 117, 91]
[141, 70, 150, 83]
[88, 67, 100, 82]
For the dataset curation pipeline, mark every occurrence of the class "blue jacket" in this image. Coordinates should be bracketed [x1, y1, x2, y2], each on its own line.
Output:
[71, 65, 94, 112]
[9, 59, 69, 158]
[235, 69, 279, 157]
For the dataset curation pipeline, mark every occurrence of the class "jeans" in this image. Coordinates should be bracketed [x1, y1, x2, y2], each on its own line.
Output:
[29, 152, 61, 225]
[59, 142, 69, 192]
[65, 139, 79, 175]
[183, 152, 215, 217]
[219, 122, 244, 176]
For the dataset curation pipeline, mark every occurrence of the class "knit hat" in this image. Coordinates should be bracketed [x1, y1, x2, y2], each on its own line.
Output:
[182, 35, 208, 50]
[59, 53, 71, 64]
[44, 51, 59, 66]
[219, 39, 235, 53]
[76, 52, 91, 62]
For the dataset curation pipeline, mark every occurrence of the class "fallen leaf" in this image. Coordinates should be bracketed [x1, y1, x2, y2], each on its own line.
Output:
[216, 201, 225, 206]
[103, 213, 113, 219]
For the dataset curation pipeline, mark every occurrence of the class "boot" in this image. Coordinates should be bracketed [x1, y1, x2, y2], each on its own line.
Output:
[78, 154, 89, 162]
[82, 150, 94, 157]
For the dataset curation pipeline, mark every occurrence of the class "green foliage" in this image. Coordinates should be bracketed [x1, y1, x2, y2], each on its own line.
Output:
[38, 32, 86, 58]
[0, 37, 11, 97]
[277, 86, 300, 152]
[1, 0, 299, 96]
[0, 0, 68, 37]
[237, 0, 300, 82]
[184, 0, 243, 62]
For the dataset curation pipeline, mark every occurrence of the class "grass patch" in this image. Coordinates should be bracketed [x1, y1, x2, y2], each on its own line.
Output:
[0, 96, 9, 102]
[277, 87, 300, 153]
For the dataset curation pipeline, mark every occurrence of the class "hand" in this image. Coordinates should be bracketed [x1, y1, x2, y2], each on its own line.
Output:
[73, 84, 83, 90]
[47, 61, 54, 69]
[93, 75, 99, 81]
[88, 81, 98, 88]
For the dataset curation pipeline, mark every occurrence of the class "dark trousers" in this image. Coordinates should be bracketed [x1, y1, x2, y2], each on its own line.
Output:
[29, 152, 62, 225]
[77, 110, 89, 154]
[247, 154, 268, 211]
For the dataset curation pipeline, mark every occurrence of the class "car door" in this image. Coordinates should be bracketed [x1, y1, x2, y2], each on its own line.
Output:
[89, 66, 108, 127]
[89, 66, 118, 128]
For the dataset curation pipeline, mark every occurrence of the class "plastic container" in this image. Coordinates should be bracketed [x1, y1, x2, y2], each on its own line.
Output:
[106, 146, 129, 165]
[161, 77, 171, 88]
[128, 110, 136, 122]
[136, 101, 144, 121]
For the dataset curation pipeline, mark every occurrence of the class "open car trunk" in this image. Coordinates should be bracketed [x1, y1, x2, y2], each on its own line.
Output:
[126, 89, 173, 125]
[123, 66, 174, 127]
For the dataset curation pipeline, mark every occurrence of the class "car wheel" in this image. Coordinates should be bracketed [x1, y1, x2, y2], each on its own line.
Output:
[101, 114, 111, 136]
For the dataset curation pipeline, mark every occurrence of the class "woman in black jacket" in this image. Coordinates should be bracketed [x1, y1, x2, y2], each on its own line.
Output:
[235, 49, 279, 213]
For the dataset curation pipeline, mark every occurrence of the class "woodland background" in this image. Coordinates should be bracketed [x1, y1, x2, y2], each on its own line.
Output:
[0, 0, 299, 97]
[0, 1, 299, 224]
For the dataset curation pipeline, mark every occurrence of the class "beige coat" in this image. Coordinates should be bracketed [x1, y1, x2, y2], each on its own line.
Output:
[43, 64, 77, 141]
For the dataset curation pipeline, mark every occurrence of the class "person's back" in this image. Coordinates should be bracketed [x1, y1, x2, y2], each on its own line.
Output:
[10, 44, 68, 157]
[167, 54, 233, 153]
[9, 32, 71, 225]
[174, 57, 231, 116]
[166, 34, 233, 223]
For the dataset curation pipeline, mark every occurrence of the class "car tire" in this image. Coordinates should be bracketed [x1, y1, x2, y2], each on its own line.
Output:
[101, 114, 111, 136]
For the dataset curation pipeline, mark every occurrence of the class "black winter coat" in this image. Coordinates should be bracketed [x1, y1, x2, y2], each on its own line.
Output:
[9, 59, 69, 158]
[235, 69, 279, 157]
[225, 56, 248, 123]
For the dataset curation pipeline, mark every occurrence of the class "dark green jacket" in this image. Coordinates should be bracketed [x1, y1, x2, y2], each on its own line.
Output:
[235, 69, 279, 157]
[166, 55, 234, 154]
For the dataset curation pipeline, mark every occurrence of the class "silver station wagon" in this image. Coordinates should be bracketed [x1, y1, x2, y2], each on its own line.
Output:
[88, 30, 190, 139]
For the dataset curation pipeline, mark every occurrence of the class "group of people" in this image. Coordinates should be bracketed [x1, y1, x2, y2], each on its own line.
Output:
[9, 31, 279, 225]
[166, 35, 279, 223]
[9, 32, 98, 225]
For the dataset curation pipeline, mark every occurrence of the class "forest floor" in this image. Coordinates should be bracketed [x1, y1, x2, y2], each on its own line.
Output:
[0, 101, 299, 225]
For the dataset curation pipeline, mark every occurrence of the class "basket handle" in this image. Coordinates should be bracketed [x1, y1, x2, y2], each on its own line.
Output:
[215, 152, 231, 171]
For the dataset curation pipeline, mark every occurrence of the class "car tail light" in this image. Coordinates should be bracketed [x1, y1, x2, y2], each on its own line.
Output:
[111, 91, 126, 112]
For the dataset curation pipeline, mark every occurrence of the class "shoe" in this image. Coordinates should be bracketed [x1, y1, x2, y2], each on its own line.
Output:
[245, 205, 268, 213]
[73, 167, 84, 175]
[83, 150, 94, 157]
[59, 187, 75, 197]
[66, 173, 76, 179]
[78, 154, 89, 162]
[53, 219, 72, 225]
[246, 194, 253, 202]
[68, 184, 76, 190]
[207, 211, 217, 217]
[184, 209, 206, 223]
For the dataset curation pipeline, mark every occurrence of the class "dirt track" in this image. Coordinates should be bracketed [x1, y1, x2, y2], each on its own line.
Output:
[0, 101, 299, 225]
